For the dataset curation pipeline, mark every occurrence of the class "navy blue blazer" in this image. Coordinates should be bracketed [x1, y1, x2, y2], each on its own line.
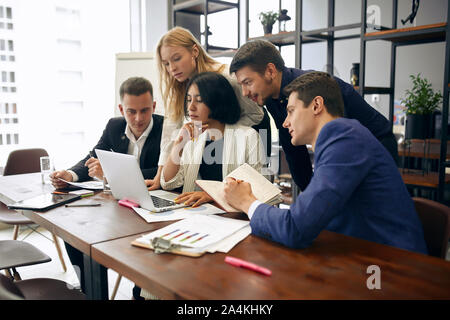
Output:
[265, 67, 393, 191]
[69, 114, 163, 181]
[250, 118, 427, 254]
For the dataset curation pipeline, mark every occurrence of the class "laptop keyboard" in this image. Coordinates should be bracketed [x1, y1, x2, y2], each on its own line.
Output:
[150, 195, 176, 208]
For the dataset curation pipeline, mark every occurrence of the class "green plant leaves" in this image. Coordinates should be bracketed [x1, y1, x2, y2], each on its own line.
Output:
[401, 73, 443, 115]
[258, 10, 279, 26]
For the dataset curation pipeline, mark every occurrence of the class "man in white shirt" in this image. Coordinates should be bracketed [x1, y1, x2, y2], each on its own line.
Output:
[50, 77, 163, 188]
[48, 77, 164, 297]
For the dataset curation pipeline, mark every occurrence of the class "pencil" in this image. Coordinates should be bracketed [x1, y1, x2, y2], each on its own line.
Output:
[65, 203, 101, 207]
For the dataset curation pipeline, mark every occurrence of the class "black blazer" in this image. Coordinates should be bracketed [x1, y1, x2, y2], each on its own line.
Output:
[70, 114, 163, 181]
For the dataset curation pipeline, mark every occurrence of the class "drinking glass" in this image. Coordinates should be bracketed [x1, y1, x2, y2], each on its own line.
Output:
[40, 156, 52, 184]
[103, 176, 111, 194]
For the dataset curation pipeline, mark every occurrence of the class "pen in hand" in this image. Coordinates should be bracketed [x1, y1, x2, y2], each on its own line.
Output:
[229, 177, 243, 184]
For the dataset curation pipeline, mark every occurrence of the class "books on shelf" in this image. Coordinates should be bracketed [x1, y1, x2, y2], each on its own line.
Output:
[195, 163, 282, 212]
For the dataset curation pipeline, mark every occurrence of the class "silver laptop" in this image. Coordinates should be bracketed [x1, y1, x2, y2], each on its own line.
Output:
[95, 149, 186, 212]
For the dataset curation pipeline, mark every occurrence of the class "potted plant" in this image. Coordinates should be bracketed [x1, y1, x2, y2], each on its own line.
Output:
[401, 73, 443, 139]
[258, 10, 279, 35]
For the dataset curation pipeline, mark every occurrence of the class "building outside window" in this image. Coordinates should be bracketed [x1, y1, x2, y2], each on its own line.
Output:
[0, 0, 130, 170]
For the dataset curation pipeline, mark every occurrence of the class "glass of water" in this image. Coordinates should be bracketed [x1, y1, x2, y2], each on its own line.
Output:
[40, 156, 52, 184]
[102, 176, 111, 194]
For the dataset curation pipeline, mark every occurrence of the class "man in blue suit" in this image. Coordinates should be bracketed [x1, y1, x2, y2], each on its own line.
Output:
[230, 40, 398, 191]
[224, 71, 427, 254]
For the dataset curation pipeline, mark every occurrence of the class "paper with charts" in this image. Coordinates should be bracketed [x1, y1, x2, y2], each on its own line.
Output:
[195, 163, 282, 212]
[133, 214, 250, 254]
[132, 203, 225, 223]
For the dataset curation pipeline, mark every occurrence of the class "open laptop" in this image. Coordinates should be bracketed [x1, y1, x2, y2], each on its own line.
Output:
[95, 149, 186, 212]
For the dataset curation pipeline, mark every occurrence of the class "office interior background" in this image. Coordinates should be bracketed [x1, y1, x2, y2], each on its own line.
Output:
[0, 0, 449, 301]
[0, 0, 447, 173]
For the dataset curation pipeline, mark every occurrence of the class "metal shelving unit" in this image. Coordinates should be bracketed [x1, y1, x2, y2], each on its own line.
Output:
[246, 0, 449, 202]
[171, 0, 240, 54]
[361, 0, 449, 202]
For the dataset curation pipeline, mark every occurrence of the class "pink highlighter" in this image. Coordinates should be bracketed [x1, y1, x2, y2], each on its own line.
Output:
[118, 199, 139, 209]
[225, 256, 272, 276]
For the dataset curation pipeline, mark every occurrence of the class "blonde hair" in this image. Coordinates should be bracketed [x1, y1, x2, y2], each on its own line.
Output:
[156, 26, 226, 122]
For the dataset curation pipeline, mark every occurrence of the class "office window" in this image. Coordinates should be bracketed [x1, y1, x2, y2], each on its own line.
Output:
[0, 134, 2, 145]
[1, 71, 6, 82]
[59, 101, 83, 111]
[0, 2, 130, 169]
[13, 134, 18, 144]
[0, 22, 4, 29]
[4, 118, 9, 124]
[5, 103, 9, 113]
[6, 134, 11, 145]
[55, 6, 81, 29]
[0, 6, 3, 18]
[57, 39, 82, 54]
[12, 103, 17, 114]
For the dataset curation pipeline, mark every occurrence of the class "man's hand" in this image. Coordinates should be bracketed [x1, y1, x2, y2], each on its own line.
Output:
[223, 177, 257, 214]
[85, 157, 104, 179]
[50, 170, 73, 189]
[146, 166, 163, 191]
[145, 177, 161, 191]
[174, 191, 213, 208]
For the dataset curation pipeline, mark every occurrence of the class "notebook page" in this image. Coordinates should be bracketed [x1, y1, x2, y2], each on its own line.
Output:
[195, 180, 239, 212]
[225, 163, 280, 203]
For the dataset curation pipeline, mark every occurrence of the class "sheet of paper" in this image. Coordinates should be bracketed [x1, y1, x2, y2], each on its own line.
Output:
[58, 178, 104, 190]
[206, 225, 251, 253]
[69, 189, 94, 196]
[132, 203, 225, 223]
[138, 215, 249, 249]
[0, 174, 53, 203]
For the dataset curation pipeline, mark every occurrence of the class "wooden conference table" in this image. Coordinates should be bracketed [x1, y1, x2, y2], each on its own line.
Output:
[1, 173, 450, 299]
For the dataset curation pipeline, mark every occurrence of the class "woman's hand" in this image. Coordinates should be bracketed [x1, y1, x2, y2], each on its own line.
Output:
[175, 121, 208, 146]
[174, 191, 213, 208]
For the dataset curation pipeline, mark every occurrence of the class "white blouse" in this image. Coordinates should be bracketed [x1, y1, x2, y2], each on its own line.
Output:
[160, 124, 265, 193]
[158, 71, 264, 166]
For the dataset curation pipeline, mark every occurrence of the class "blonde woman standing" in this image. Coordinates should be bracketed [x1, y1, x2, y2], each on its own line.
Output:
[145, 26, 271, 190]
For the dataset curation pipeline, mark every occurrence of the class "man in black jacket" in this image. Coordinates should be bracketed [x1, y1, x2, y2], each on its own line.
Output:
[49, 77, 163, 296]
[50, 77, 163, 188]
